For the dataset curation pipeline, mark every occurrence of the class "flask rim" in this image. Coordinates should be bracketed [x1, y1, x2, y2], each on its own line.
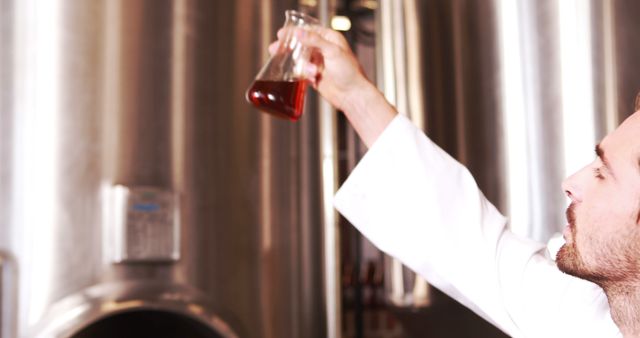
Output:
[285, 10, 320, 27]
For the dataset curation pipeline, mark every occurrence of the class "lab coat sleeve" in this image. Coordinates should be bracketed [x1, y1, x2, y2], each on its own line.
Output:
[333, 115, 620, 338]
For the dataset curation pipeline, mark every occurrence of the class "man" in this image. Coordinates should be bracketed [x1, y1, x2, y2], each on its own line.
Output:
[271, 27, 640, 337]
[558, 107, 640, 335]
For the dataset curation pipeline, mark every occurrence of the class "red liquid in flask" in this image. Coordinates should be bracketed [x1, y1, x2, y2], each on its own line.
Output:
[246, 80, 307, 121]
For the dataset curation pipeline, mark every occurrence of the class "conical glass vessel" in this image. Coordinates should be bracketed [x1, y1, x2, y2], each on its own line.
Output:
[246, 10, 320, 121]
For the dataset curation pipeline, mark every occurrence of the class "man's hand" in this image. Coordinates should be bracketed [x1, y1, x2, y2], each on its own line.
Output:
[269, 26, 397, 148]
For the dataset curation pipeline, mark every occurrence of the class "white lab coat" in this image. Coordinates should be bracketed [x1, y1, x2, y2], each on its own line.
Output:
[334, 115, 621, 338]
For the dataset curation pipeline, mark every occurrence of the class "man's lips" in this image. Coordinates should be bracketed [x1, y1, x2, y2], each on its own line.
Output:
[563, 224, 571, 240]
[563, 204, 576, 243]
[563, 223, 574, 243]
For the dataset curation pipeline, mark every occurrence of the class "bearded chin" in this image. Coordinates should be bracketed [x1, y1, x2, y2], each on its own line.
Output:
[556, 241, 597, 282]
[556, 243, 582, 275]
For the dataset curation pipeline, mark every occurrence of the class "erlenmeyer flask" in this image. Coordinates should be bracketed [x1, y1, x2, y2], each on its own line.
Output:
[246, 10, 320, 121]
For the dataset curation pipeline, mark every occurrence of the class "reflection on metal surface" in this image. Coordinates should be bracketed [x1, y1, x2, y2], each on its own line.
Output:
[495, 0, 531, 236]
[12, 0, 62, 328]
[0, 252, 17, 338]
[493, 0, 630, 240]
[100, 300, 145, 312]
[601, 1, 619, 132]
[496, 0, 599, 236]
[170, 0, 190, 193]
[557, 0, 596, 178]
[375, 0, 425, 130]
[351, 0, 378, 11]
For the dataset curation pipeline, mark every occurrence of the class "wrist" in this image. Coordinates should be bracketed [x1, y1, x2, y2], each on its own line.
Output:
[339, 76, 376, 113]
[339, 77, 398, 148]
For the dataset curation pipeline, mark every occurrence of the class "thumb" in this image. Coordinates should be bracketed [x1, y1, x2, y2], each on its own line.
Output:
[268, 40, 279, 56]
[304, 63, 320, 86]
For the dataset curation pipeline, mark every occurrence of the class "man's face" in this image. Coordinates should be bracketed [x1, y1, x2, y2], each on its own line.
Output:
[557, 111, 640, 285]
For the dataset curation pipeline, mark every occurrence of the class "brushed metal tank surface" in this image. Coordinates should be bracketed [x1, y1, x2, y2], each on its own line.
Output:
[1, 0, 326, 337]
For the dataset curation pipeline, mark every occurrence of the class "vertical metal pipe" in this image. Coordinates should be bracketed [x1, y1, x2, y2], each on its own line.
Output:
[375, 0, 431, 309]
[0, 0, 15, 257]
[317, 0, 341, 337]
[320, 97, 340, 338]
[169, 0, 190, 196]
[600, 0, 619, 133]
[256, 2, 275, 338]
[404, 0, 426, 129]
[0, 5, 15, 332]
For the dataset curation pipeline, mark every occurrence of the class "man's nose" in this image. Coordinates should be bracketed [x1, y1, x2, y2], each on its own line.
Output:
[562, 171, 583, 203]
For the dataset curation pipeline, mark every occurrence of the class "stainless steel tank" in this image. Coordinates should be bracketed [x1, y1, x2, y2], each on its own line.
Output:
[0, 0, 328, 337]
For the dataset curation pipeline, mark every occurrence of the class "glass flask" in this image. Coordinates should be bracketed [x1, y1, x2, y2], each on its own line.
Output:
[246, 10, 320, 121]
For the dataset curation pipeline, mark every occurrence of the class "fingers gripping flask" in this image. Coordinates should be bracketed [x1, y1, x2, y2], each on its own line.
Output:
[246, 10, 320, 121]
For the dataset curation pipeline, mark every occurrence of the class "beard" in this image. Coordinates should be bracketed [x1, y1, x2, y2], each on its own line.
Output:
[556, 204, 596, 281]
[555, 203, 617, 284]
[556, 203, 640, 287]
[556, 238, 589, 277]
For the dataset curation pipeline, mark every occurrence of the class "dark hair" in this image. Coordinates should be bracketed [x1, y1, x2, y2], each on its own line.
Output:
[636, 91, 640, 111]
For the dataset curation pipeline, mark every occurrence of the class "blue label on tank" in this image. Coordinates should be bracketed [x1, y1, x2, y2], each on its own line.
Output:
[132, 203, 160, 212]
